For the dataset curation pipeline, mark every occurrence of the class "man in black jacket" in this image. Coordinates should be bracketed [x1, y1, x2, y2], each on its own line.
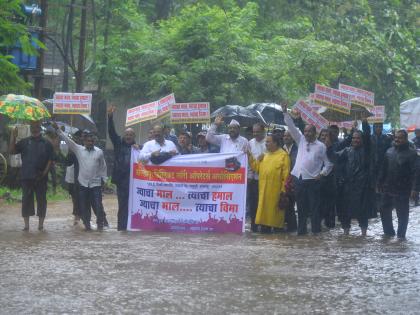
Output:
[378, 129, 418, 239]
[371, 123, 392, 212]
[108, 106, 139, 230]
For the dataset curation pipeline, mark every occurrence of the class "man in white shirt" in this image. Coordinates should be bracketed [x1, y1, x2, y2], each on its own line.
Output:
[53, 123, 108, 231]
[206, 116, 249, 153]
[281, 102, 333, 235]
[247, 122, 266, 232]
[139, 125, 178, 163]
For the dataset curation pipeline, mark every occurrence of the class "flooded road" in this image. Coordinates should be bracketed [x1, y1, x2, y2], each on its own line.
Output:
[1, 196, 420, 314]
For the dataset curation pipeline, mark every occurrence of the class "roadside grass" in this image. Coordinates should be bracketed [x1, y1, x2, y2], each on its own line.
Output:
[0, 185, 69, 204]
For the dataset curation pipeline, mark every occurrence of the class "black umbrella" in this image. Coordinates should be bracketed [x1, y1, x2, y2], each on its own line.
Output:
[246, 103, 285, 125]
[43, 99, 97, 132]
[211, 105, 266, 127]
[43, 121, 79, 135]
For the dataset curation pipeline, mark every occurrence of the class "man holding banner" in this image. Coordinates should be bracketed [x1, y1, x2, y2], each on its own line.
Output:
[139, 125, 178, 164]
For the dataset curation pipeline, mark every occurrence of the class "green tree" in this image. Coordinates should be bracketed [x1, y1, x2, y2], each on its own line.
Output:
[0, 0, 38, 94]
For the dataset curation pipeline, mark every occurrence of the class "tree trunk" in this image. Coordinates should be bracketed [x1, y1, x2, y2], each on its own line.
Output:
[97, 0, 111, 93]
[62, 0, 75, 92]
[75, 0, 88, 92]
[34, 0, 48, 99]
[155, 0, 171, 21]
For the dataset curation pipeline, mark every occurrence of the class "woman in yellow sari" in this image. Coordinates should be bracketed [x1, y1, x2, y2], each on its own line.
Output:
[248, 133, 290, 232]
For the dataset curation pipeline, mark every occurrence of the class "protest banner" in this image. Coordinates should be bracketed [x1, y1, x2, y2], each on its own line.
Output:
[170, 102, 210, 124]
[311, 84, 351, 114]
[367, 106, 385, 123]
[125, 101, 158, 127]
[128, 151, 247, 233]
[157, 93, 176, 118]
[338, 83, 375, 109]
[293, 99, 329, 130]
[53, 92, 92, 114]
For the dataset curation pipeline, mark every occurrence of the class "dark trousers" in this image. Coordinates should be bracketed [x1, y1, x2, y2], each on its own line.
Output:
[247, 179, 259, 232]
[68, 183, 80, 216]
[116, 179, 129, 231]
[380, 193, 409, 238]
[21, 179, 48, 217]
[294, 177, 321, 235]
[79, 186, 105, 229]
[340, 215, 368, 229]
[49, 163, 57, 193]
[285, 196, 297, 232]
[321, 191, 336, 228]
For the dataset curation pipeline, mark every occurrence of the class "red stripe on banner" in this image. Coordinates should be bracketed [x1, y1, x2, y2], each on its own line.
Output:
[133, 163, 246, 184]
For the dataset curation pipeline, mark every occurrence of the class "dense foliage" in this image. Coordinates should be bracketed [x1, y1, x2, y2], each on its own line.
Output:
[0, 0, 37, 94]
[2, 0, 419, 123]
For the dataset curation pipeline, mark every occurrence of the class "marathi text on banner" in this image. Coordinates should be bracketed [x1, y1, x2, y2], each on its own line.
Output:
[53, 92, 92, 114]
[338, 83, 375, 109]
[311, 84, 351, 114]
[294, 99, 329, 131]
[128, 152, 247, 233]
[157, 93, 176, 118]
[170, 102, 210, 124]
[367, 106, 385, 123]
[125, 101, 158, 126]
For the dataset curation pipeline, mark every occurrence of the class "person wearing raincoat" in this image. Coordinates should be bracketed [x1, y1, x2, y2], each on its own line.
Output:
[327, 120, 374, 236]
[248, 133, 290, 232]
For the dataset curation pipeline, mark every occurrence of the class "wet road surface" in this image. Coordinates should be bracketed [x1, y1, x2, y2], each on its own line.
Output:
[1, 196, 420, 314]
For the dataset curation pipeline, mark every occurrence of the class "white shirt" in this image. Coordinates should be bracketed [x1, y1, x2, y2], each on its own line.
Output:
[206, 124, 249, 153]
[139, 139, 178, 161]
[58, 130, 107, 188]
[65, 165, 75, 184]
[284, 113, 332, 179]
[248, 137, 266, 180]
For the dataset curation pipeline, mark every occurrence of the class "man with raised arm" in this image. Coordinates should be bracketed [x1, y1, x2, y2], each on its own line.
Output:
[108, 105, 139, 231]
[52, 122, 107, 231]
[206, 115, 249, 153]
[281, 102, 333, 235]
[9, 121, 53, 231]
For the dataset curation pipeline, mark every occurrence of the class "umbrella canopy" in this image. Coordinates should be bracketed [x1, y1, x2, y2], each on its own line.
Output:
[246, 103, 285, 125]
[211, 105, 266, 127]
[0, 94, 50, 121]
[43, 99, 97, 132]
[43, 121, 79, 135]
[317, 105, 373, 122]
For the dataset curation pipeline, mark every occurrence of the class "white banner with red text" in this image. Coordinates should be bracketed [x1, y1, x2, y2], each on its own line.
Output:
[128, 151, 247, 233]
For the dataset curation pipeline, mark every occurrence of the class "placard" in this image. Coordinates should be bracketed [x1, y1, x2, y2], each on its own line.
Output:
[125, 101, 158, 127]
[367, 106, 385, 123]
[339, 83, 375, 109]
[53, 92, 92, 114]
[128, 152, 247, 233]
[170, 102, 210, 124]
[157, 93, 176, 118]
[311, 85, 351, 114]
[293, 99, 329, 131]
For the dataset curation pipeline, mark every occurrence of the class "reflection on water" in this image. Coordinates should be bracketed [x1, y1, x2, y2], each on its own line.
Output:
[1, 199, 420, 314]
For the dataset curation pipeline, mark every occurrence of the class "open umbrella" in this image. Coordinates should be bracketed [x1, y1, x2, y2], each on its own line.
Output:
[211, 105, 266, 127]
[43, 99, 97, 132]
[246, 103, 285, 125]
[317, 106, 373, 122]
[0, 94, 50, 121]
[43, 121, 79, 135]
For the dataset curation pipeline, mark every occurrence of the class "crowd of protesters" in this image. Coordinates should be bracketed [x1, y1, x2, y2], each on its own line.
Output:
[8, 103, 420, 239]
